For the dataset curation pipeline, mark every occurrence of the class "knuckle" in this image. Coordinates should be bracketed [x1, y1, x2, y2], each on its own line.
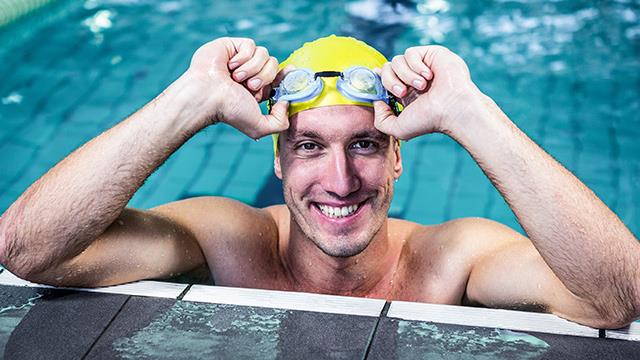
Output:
[431, 45, 450, 53]
[405, 46, 419, 55]
[391, 55, 404, 63]
[256, 46, 268, 55]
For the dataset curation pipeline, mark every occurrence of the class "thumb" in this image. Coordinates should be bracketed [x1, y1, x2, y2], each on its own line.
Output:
[373, 101, 404, 139]
[258, 101, 290, 137]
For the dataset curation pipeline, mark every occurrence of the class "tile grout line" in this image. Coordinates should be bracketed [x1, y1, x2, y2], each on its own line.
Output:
[362, 301, 391, 360]
[81, 296, 131, 360]
[176, 284, 193, 301]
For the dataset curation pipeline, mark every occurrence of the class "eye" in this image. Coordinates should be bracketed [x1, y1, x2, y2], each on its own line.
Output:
[301, 143, 317, 151]
[352, 140, 373, 149]
[295, 142, 321, 154]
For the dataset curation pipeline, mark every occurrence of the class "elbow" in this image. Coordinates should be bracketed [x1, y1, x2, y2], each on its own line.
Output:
[0, 216, 46, 283]
[593, 299, 640, 330]
[596, 311, 639, 330]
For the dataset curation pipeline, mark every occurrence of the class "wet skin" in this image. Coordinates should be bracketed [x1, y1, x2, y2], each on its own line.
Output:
[5, 38, 637, 329]
[185, 105, 518, 304]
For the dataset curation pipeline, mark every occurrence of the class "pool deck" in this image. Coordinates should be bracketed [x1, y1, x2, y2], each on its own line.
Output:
[1, 268, 638, 359]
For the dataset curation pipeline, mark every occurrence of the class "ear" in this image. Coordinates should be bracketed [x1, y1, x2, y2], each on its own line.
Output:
[393, 138, 403, 180]
[274, 153, 283, 180]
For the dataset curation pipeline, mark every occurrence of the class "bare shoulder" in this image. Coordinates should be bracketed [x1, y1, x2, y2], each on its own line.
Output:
[395, 217, 531, 303]
[151, 196, 279, 250]
[432, 217, 527, 248]
[402, 217, 529, 269]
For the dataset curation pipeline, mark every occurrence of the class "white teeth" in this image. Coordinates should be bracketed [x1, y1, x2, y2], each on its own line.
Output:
[318, 203, 359, 218]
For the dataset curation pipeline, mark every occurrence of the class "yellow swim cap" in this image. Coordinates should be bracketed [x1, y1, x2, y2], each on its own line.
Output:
[271, 35, 388, 155]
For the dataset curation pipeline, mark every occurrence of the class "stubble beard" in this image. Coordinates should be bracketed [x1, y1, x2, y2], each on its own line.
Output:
[283, 181, 394, 258]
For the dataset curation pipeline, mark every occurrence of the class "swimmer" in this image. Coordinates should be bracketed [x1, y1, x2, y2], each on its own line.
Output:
[1, 36, 638, 329]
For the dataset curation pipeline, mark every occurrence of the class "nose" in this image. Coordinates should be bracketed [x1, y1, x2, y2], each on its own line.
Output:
[321, 148, 361, 198]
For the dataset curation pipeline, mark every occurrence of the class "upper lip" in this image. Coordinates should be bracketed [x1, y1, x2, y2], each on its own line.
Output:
[312, 199, 367, 207]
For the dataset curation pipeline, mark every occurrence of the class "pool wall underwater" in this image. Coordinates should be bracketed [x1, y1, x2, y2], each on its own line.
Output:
[1, 0, 638, 236]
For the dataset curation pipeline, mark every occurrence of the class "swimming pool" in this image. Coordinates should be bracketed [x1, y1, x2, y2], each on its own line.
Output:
[0, 0, 638, 237]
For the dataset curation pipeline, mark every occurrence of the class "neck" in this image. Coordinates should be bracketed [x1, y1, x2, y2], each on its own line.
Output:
[281, 215, 402, 298]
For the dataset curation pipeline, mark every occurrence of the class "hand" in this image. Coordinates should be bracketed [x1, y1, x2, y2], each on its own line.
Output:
[186, 37, 289, 139]
[373, 45, 481, 140]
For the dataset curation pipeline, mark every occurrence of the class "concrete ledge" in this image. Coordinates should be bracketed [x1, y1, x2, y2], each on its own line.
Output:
[2, 268, 638, 341]
[0, 270, 187, 299]
[606, 321, 640, 341]
[387, 301, 599, 338]
[183, 284, 386, 317]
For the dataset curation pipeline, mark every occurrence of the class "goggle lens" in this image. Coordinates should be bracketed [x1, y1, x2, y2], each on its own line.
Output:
[349, 68, 378, 95]
[282, 70, 313, 94]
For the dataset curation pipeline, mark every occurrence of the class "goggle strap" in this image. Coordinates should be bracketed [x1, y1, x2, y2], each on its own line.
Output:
[314, 71, 343, 79]
[389, 96, 401, 116]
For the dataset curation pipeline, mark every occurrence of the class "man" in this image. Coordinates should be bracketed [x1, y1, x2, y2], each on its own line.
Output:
[0, 35, 638, 329]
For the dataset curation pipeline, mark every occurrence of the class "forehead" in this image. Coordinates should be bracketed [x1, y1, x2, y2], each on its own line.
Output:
[286, 105, 380, 141]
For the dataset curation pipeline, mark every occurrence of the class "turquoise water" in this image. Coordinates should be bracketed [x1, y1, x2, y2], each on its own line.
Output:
[0, 0, 638, 236]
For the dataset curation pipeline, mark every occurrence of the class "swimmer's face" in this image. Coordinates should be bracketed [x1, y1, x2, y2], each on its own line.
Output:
[274, 105, 403, 257]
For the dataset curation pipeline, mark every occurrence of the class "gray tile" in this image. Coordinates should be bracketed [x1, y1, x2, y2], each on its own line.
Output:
[0, 285, 128, 360]
[86, 296, 378, 360]
[367, 318, 640, 360]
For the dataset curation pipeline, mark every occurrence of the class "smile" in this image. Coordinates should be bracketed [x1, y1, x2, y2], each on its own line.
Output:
[316, 202, 361, 219]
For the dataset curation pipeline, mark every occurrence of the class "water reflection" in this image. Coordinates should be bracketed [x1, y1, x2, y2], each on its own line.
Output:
[112, 301, 374, 359]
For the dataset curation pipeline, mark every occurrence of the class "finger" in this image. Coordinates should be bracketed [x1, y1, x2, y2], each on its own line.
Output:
[380, 62, 406, 98]
[256, 64, 296, 103]
[233, 46, 269, 82]
[273, 65, 296, 87]
[228, 38, 256, 70]
[246, 56, 278, 92]
[373, 101, 403, 139]
[405, 49, 433, 81]
[391, 55, 427, 91]
[257, 101, 290, 138]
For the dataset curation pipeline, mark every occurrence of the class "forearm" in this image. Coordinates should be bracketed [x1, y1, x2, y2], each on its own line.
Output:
[447, 89, 640, 322]
[0, 72, 210, 276]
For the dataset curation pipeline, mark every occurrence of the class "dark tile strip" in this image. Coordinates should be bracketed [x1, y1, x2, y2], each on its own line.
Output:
[80, 296, 131, 360]
[215, 134, 252, 195]
[362, 301, 391, 360]
[607, 78, 620, 213]
[569, 79, 583, 174]
[393, 137, 427, 220]
[443, 145, 463, 222]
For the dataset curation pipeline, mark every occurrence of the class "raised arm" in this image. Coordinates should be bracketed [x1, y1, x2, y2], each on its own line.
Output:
[0, 37, 289, 286]
[373, 46, 640, 328]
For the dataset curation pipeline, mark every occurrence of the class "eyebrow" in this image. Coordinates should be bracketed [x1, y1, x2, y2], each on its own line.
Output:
[286, 130, 389, 143]
[350, 130, 389, 142]
[286, 130, 323, 142]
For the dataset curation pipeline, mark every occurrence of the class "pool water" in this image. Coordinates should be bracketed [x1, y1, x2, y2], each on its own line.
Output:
[0, 0, 638, 236]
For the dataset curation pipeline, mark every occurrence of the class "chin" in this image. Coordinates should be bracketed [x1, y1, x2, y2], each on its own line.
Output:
[313, 233, 374, 258]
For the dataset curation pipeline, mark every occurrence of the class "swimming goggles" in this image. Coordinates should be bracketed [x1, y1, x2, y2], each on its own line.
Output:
[268, 66, 401, 114]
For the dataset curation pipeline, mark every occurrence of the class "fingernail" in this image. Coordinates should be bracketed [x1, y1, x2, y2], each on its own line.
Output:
[249, 78, 262, 89]
[229, 61, 239, 69]
[421, 71, 431, 79]
[392, 85, 404, 96]
[412, 79, 424, 89]
[235, 71, 247, 81]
